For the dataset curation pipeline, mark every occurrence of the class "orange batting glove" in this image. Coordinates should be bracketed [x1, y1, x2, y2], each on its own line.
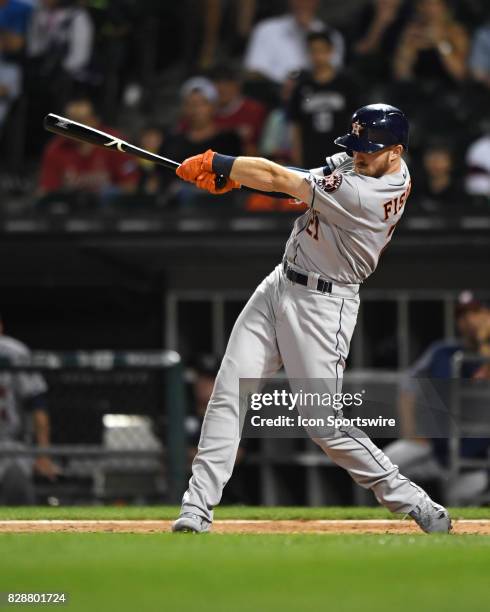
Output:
[177, 149, 240, 194]
[195, 171, 240, 194]
[176, 149, 216, 183]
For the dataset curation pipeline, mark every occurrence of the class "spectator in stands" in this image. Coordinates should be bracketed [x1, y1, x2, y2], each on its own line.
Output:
[351, 0, 411, 83]
[384, 292, 490, 505]
[465, 132, 490, 198]
[0, 0, 32, 59]
[196, 0, 285, 69]
[246, 70, 309, 212]
[24, 0, 95, 156]
[89, 0, 136, 116]
[0, 0, 31, 131]
[0, 53, 20, 129]
[164, 76, 242, 164]
[288, 30, 360, 169]
[393, 0, 468, 84]
[259, 71, 297, 164]
[134, 124, 167, 199]
[38, 97, 139, 203]
[247, 71, 308, 212]
[0, 313, 59, 505]
[390, 0, 470, 147]
[210, 63, 267, 156]
[469, 22, 490, 88]
[412, 143, 465, 213]
[473, 304, 490, 379]
[244, 0, 344, 85]
[27, 0, 94, 84]
[164, 77, 242, 209]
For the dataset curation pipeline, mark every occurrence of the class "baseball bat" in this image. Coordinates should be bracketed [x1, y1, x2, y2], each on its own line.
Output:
[43, 113, 228, 189]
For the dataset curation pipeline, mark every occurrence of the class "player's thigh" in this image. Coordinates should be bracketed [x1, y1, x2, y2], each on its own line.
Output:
[277, 286, 359, 380]
[214, 271, 283, 392]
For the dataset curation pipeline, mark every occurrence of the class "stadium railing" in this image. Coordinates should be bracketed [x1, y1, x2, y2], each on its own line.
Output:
[165, 288, 490, 369]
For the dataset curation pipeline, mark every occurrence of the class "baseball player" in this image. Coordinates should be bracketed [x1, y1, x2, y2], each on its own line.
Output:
[172, 104, 451, 534]
[0, 314, 58, 504]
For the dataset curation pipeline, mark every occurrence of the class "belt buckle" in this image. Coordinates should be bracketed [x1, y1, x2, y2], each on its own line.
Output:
[318, 279, 331, 294]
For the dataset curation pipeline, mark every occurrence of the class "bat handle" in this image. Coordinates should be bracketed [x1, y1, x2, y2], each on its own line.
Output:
[215, 174, 228, 190]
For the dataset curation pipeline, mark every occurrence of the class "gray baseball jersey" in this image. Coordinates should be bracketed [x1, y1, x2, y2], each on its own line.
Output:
[0, 336, 47, 441]
[285, 152, 411, 284]
[180, 152, 436, 525]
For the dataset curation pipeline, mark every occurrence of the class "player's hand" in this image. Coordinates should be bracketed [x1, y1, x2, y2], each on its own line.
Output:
[176, 149, 216, 182]
[34, 455, 61, 481]
[177, 149, 240, 194]
[195, 171, 240, 194]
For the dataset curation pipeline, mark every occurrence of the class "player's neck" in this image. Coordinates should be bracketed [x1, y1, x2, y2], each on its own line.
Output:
[385, 158, 402, 175]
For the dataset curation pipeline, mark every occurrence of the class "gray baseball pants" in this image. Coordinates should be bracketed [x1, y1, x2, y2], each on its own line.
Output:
[181, 264, 424, 521]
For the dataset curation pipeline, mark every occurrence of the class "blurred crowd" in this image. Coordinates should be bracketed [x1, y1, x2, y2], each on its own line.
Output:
[0, 0, 489, 214]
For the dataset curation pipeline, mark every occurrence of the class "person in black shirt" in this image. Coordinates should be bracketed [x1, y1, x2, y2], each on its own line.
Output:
[162, 76, 242, 208]
[135, 124, 167, 198]
[164, 76, 242, 164]
[288, 30, 360, 169]
[393, 0, 469, 86]
[412, 143, 466, 214]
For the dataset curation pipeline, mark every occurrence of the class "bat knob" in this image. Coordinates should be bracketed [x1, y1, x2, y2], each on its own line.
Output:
[215, 174, 228, 190]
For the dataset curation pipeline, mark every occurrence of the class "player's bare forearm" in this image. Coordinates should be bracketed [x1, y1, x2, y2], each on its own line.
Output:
[33, 408, 50, 447]
[230, 156, 308, 200]
[176, 149, 310, 198]
[33, 408, 60, 479]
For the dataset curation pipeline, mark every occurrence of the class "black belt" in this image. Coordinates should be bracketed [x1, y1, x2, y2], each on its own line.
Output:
[283, 261, 332, 294]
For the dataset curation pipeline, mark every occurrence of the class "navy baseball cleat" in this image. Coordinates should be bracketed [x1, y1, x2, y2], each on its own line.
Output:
[172, 513, 211, 533]
[409, 497, 452, 533]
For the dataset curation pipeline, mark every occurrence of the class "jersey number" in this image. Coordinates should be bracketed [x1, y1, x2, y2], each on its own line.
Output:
[306, 211, 319, 241]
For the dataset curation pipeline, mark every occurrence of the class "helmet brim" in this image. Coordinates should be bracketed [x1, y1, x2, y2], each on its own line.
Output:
[334, 134, 387, 153]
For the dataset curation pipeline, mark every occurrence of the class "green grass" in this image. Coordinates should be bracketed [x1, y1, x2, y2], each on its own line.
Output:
[0, 532, 489, 612]
[0, 507, 489, 612]
[0, 505, 489, 520]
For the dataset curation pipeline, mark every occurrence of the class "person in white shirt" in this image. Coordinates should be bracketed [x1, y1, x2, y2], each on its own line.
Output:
[27, 0, 93, 78]
[244, 0, 344, 84]
[465, 133, 490, 197]
[0, 58, 20, 127]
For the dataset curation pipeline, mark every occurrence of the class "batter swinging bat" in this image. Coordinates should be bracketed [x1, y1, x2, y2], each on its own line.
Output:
[43, 113, 228, 189]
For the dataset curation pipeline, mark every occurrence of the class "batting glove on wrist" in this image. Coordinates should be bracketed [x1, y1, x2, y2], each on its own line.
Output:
[176, 149, 239, 194]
